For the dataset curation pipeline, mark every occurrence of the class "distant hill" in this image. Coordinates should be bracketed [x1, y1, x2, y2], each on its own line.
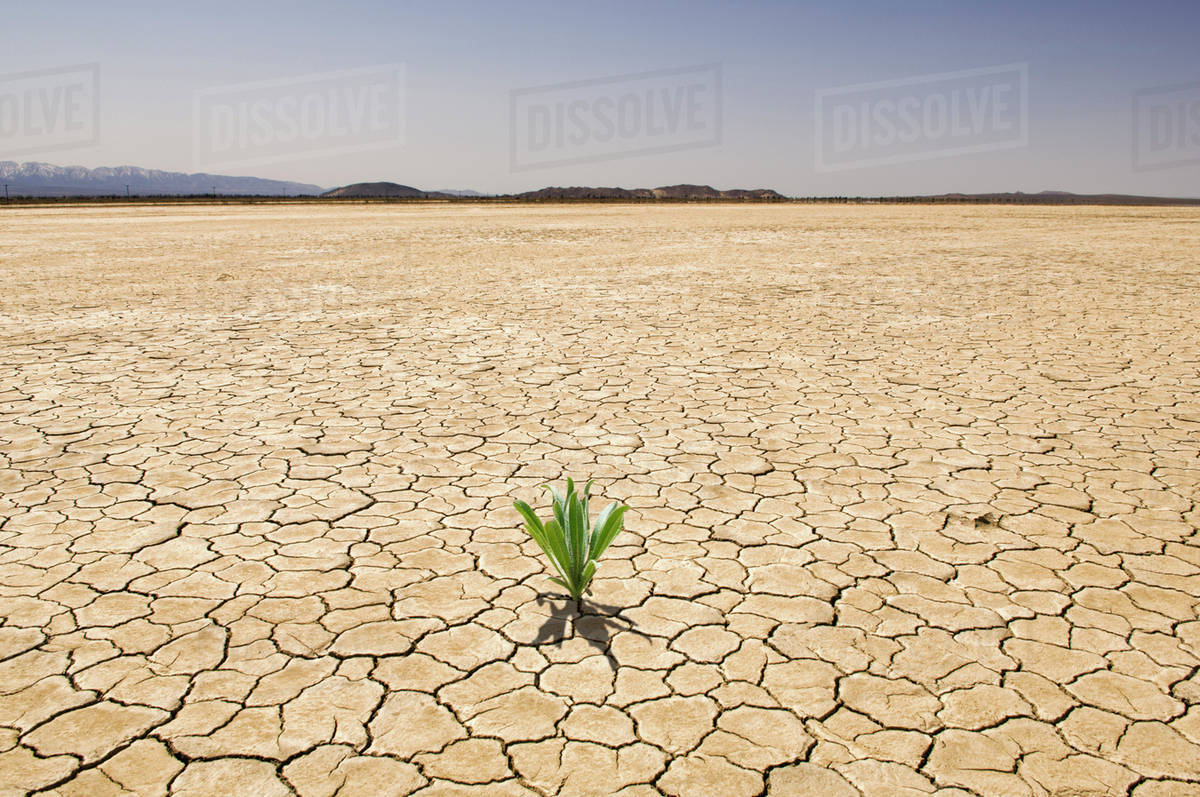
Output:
[649, 184, 785, 200]
[514, 186, 647, 200]
[318, 181, 788, 201]
[514, 184, 786, 201]
[321, 182, 447, 199]
[434, 188, 489, 197]
[0, 161, 323, 197]
[909, 190, 1200, 206]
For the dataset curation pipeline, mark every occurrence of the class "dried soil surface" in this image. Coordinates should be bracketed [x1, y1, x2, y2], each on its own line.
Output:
[2, 203, 1199, 796]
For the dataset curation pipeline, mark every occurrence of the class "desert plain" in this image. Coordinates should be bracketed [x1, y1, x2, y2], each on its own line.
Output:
[1, 202, 1199, 796]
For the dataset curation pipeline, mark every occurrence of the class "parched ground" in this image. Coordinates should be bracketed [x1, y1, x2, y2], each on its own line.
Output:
[1, 202, 1198, 797]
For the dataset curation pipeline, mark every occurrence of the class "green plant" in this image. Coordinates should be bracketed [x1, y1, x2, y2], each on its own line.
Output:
[514, 478, 630, 605]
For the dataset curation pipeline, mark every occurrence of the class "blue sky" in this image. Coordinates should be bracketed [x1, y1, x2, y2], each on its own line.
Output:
[4, 0, 1199, 194]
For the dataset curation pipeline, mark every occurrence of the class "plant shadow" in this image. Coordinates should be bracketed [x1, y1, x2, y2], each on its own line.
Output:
[529, 593, 646, 672]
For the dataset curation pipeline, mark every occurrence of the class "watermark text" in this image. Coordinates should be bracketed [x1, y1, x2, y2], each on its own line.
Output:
[815, 63, 1027, 171]
[511, 64, 722, 171]
[0, 64, 99, 157]
[193, 64, 404, 170]
[1133, 81, 1200, 171]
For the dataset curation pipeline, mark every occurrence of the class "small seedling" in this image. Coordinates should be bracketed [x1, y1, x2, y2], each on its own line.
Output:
[514, 478, 629, 607]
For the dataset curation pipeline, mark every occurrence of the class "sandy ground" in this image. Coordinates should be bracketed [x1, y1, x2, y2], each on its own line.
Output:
[1, 202, 1199, 796]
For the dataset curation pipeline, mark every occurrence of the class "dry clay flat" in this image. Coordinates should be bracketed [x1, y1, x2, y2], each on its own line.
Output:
[1, 203, 1198, 796]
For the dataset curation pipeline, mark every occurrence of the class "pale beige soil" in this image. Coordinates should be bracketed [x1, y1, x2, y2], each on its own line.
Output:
[1, 203, 1199, 796]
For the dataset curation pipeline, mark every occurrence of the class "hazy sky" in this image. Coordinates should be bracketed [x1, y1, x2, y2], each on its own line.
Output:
[4, 0, 1199, 195]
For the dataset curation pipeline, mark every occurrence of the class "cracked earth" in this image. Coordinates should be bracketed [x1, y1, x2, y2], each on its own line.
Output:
[1, 203, 1199, 796]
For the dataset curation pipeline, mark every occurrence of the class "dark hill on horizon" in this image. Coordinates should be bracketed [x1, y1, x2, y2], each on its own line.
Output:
[918, 190, 1200, 206]
[321, 182, 446, 199]
[320, 182, 787, 201]
[320, 184, 1199, 204]
[515, 184, 786, 200]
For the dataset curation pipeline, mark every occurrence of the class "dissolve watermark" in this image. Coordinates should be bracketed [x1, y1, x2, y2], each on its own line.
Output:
[0, 63, 99, 157]
[815, 63, 1027, 172]
[510, 64, 722, 172]
[1133, 81, 1200, 171]
[193, 64, 405, 171]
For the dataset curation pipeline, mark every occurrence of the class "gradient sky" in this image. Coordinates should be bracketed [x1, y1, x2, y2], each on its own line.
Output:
[4, 0, 1199, 195]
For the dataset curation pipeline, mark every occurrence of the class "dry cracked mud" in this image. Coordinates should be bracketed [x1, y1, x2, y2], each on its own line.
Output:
[1, 202, 1198, 796]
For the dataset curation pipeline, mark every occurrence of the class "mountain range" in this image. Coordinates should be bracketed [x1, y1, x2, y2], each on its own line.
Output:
[3, 162, 1197, 205]
[322, 182, 785, 201]
[514, 185, 786, 200]
[921, 190, 1200, 206]
[0, 162, 323, 197]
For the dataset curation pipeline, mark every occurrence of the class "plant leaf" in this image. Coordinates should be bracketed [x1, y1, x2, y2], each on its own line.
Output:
[589, 502, 629, 560]
[567, 488, 587, 585]
[547, 576, 576, 597]
[581, 479, 593, 535]
[579, 559, 596, 595]
[541, 518, 571, 582]
[524, 524, 560, 574]
[542, 482, 563, 503]
[523, 521, 561, 574]
[588, 500, 618, 558]
[548, 488, 569, 558]
[513, 499, 544, 535]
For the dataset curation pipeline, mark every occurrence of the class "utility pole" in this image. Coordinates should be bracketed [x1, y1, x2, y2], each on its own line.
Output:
[3, 184, 8, 202]
[125, 184, 130, 198]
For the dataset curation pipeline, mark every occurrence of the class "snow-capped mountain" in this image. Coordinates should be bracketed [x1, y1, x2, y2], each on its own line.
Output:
[0, 161, 324, 196]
